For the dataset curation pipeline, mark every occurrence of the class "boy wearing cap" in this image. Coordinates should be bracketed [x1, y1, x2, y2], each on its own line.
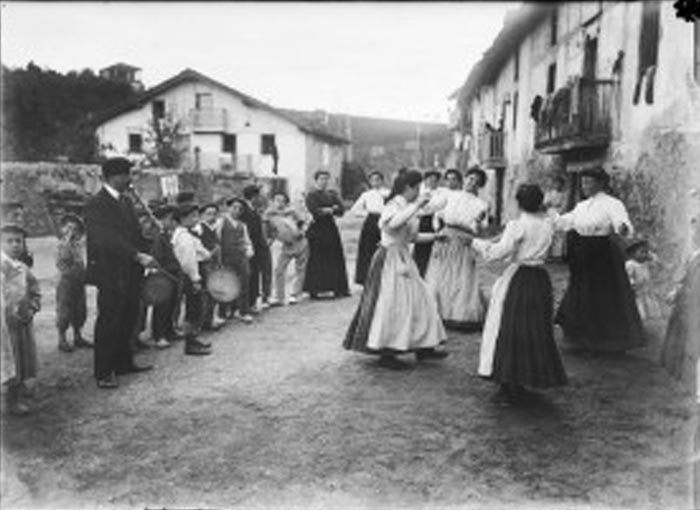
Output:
[219, 197, 255, 323]
[2, 224, 41, 415]
[55, 213, 92, 353]
[172, 204, 214, 355]
[84, 157, 155, 389]
[150, 205, 183, 349]
[191, 202, 225, 331]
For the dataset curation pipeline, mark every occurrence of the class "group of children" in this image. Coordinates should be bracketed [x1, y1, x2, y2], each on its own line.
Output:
[0, 186, 312, 414]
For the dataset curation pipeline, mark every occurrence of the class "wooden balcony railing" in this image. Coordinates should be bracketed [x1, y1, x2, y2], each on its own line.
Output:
[478, 129, 507, 168]
[535, 77, 614, 153]
[189, 107, 229, 133]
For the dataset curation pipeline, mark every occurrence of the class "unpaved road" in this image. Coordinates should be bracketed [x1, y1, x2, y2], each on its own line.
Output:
[1, 217, 696, 510]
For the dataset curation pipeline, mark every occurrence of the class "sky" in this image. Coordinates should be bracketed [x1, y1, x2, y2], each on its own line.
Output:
[1, 2, 515, 123]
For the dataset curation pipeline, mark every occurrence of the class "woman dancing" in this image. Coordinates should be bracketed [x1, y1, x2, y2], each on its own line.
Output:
[343, 170, 448, 370]
[350, 171, 389, 285]
[468, 184, 567, 404]
[550, 168, 644, 354]
[425, 167, 489, 330]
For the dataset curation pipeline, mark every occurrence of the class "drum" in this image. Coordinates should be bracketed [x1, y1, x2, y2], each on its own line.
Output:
[142, 270, 177, 305]
[206, 267, 241, 303]
[271, 216, 300, 244]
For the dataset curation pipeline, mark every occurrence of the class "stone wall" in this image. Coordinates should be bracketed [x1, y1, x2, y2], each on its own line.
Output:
[1, 162, 288, 236]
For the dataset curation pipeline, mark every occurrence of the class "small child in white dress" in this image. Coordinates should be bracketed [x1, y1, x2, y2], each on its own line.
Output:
[625, 240, 662, 321]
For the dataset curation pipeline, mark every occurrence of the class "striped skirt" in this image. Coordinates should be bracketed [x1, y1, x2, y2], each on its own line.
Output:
[344, 244, 446, 353]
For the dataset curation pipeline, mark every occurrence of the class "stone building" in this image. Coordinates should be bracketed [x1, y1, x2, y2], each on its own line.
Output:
[449, 1, 700, 275]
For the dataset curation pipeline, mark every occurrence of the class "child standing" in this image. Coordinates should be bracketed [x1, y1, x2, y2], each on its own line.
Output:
[2, 225, 41, 415]
[172, 204, 214, 356]
[625, 240, 662, 321]
[55, 213, 92, 352]
[264, 192, 309, 306]
[192, 203, 225, 331]
[468, 184, 567, 404]
[150, 205, 183, 349]
[218, 197, 254, 323]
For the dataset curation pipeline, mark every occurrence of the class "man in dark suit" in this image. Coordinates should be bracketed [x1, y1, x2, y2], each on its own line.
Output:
[84, 157, 155, 389]
[241, 185, 272, 311]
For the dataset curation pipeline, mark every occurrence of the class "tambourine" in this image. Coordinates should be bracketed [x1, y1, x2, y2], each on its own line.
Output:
[142, 269, 178, 305]
[205, 267, 241, 303]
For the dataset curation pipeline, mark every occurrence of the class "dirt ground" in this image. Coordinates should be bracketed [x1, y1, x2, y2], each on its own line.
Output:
[1, 216, 696, 510]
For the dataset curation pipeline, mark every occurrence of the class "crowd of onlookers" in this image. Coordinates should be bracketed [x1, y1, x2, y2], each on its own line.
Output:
[0, 160, 320, 414]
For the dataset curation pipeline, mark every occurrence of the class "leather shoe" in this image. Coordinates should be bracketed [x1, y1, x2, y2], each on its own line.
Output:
[96, 373, 119, 389]
[185, 343, 211, 356]
[74, 337, 94, 349]
[415, 348, 449, 361]
[115, 363, 153, 375]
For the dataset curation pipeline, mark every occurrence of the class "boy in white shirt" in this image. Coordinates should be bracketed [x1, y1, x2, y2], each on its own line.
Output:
[172, 204, 214, 355]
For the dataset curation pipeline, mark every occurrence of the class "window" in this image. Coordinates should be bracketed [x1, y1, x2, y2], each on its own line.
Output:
[550, 9, 558, 46]
[512, 92, 519, 131]
[128, 134, 143, 153]
[547, 63, 557, 94]
[635, 0, 661, 104]
[222, 134, 237, 154]
[261, 134, 276, 155]
[152, 100, 165, 120]
[514, 48, 520, 82]
[195, 92, 213, 109]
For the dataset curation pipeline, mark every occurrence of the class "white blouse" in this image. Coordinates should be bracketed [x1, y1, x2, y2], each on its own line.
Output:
[379, 196, 420, 248]
[436, 191, 489, 231]
[473, 213, 553, 266]
[172, 226, 211, 283]
[551, 192, 633, 237]
[418, 186, 450, 216]
[350, 188, 390, 216]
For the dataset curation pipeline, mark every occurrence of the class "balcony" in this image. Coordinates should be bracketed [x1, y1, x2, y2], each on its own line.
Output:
[189, 107, 229, 133]
[535, 78, 614, 154]
[478, 129, 507, 168]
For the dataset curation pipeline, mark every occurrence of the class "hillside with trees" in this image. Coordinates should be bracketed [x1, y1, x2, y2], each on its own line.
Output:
[1, 62, 137, 162]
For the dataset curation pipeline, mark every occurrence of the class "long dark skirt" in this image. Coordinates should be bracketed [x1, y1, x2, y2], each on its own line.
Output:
[555, 233, 645, 352]
[491, 266, 567, 388]
[412, 214, 434, 277]
[355, 213, 381, 285]
[344, 247, 387, 352]
[304, 215, 350, 296]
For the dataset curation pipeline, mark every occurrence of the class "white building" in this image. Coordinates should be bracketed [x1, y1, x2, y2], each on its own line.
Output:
[450, 1, 700, 268]
[95, 69, 349, 202]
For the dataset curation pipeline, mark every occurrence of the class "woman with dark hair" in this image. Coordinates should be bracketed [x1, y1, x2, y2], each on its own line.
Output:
[344, 170, 448, 370]
[425, 167, 489, 330]
[466, 184, 567, 404]
[550, 168, 644, 353]
[303, 170, 350, 298]
[412, 169, 444, 277]
[350, 171, 390, 285]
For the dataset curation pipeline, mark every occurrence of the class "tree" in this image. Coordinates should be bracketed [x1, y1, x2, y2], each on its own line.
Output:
[144, 114, 186, 168]
[1, 63, 137, 162]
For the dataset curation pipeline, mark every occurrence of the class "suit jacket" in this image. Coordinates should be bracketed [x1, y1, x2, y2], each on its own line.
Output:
[84, 188, 147, 288]
[240, 203, 266, 258]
